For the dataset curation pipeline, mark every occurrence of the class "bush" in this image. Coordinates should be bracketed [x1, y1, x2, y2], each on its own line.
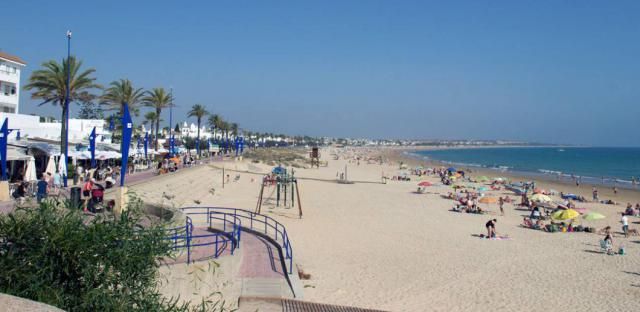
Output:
[0, 199, 233, 311]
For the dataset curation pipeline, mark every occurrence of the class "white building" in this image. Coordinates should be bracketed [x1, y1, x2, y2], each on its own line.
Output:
[179, 121, 214, 139]
[0, 51, 26, 113]
[0, 112, 110, 143]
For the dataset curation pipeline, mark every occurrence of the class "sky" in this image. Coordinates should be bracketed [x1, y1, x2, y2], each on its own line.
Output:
[2, 0, 640, 146]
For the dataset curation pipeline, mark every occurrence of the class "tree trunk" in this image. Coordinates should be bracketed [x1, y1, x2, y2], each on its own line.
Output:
[196, 118, 201, 154]
[155, 108, 161, 151]
[60, 103, 67, 155]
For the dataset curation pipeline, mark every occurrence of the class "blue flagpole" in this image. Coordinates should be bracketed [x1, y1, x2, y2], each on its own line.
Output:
[120, 103, 133, 187]
[89, 127, 96, 168]
[0, 118, 8, 181]
[63, 31, 72, 187]
[144, 132, 148, 159]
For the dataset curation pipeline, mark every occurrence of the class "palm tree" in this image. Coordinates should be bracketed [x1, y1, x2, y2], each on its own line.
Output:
[207, 114, 223, 140]
[143, 88, 172, 150]
[143, 111, 159, 142]
[24, 56, 100, 152]
[230, 122, 239, 137]
[187, 104, 209, 153]
[100, 79, 145, 116]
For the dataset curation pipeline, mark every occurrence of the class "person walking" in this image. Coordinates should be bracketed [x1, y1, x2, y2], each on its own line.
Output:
[621, 213, 629, 238]
[499, 197, 505, 215]
[36, 174, 49, 203]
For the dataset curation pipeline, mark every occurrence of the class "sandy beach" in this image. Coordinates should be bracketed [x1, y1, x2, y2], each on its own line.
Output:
[128, 147, 640, 311]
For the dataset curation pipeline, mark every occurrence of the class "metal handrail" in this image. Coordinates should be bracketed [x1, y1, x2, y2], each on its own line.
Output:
[180, 206, 294, 274]
[164, 211, 241, 263]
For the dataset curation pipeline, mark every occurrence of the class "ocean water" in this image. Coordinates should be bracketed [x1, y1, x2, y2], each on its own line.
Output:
[412, 147, 640, 187]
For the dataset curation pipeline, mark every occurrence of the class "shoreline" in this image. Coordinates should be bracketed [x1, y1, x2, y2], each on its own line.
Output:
[386, 148, 640, 204]
[398, 146, 640, 189]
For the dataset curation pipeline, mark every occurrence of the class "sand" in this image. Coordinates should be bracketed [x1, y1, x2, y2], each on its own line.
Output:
[129, 148, 640, 311]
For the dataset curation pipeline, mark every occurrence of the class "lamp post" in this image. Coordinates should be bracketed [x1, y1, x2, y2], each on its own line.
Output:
[169, 87, 173, 156]
[63, 30, 72, 187]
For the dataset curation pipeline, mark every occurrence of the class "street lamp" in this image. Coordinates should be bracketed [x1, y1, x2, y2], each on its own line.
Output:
[169, 87, 174, 156]
[63, 30, 72, 187]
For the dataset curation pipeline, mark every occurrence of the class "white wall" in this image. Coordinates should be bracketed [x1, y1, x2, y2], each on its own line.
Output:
[0, 113, 110, 143]
[0, 59, 24, 113]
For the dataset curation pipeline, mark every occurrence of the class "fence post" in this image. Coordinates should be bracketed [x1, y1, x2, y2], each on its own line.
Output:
[264, 215, 268, 234]
[215, 234, 219, 258]
[186, 222, 192, 264]
[275, 223, 278, 241]
[224, 214, 227, 232]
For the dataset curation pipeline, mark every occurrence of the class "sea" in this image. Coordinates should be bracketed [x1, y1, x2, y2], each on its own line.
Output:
[410, 147, 640, 188]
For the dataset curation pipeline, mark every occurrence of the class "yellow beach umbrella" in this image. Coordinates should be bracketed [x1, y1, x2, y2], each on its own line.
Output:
[530, 193, 552, 203]
[551, 209, 580, 221]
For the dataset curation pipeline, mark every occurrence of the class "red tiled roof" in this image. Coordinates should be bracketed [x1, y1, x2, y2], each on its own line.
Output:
[0, 51, 26, 65]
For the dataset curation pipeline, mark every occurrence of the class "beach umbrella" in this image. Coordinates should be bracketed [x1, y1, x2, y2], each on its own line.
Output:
[533, 188, 546, 194]
[58, 154, 67, 179]
[551, 209, 580, 221]
[583, 212, 605, 221]
[45, 156, 56, 175]
[418, 181, 432, 187]
[476, 176, 489, 182]
[479, 197, 498, 204]
[477, 186, 489, 192]
[530, 193, 552, 203]
[447, 167, 456, 172]
[24, 158, 37, 182]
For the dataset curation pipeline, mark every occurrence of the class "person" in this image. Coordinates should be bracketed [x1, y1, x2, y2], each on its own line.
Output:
[53, 171, 62, 189]
[36, 174, 48, 203]
[485, 219, 497, 238]
[530, 207, 542, 220]
[592, 187, 598, 201]
[82, 177, 94, 212]
[636, 203, 640, 217]
[613, 186, 618, 195]
[104, 175, 115, 189]
[76, 165, 84, 185]
[621, 213, 629, 238]
[12, 182, 27, 201]
[625, 203, 634, 216]
[499, 197, 504, 215]
[603, 226, 613, 253]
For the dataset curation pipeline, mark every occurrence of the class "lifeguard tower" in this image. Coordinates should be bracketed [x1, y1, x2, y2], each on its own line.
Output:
[310, 147, 320, 168]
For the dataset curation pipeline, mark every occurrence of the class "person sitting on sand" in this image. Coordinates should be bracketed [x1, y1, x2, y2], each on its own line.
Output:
[530, 207, 542, 220]
[624, 203, 634, 216]
[485, 219, 497, 238]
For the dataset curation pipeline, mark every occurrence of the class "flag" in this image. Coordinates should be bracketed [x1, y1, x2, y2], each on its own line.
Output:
[120, 103, 133, 187]
[143, 132, 148, 159]
[0, 118, 7, 180]
[89, 127, 96, 168]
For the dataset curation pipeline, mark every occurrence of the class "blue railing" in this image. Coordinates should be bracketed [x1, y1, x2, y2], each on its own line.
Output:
[179, 207, 294, 275]
[164, 210, 241, 263]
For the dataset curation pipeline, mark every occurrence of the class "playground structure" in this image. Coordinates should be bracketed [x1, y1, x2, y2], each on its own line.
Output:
[310, 147, 320, 168]
[255, 166, 303, 218]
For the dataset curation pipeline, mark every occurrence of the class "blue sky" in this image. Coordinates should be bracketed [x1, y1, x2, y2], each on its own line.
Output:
[3, 1, 640, 146]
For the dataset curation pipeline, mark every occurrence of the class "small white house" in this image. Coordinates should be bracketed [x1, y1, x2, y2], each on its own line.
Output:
[0, 51, 26, 113]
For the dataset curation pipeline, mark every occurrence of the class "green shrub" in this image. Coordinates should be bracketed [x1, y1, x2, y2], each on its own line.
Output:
[0, 199, 234, 311]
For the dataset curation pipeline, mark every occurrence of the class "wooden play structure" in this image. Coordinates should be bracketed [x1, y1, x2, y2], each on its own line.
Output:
[255, 166, 303, 218]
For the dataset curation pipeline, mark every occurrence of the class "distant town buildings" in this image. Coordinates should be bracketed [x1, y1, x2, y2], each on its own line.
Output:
[0, 51, 26, 113]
